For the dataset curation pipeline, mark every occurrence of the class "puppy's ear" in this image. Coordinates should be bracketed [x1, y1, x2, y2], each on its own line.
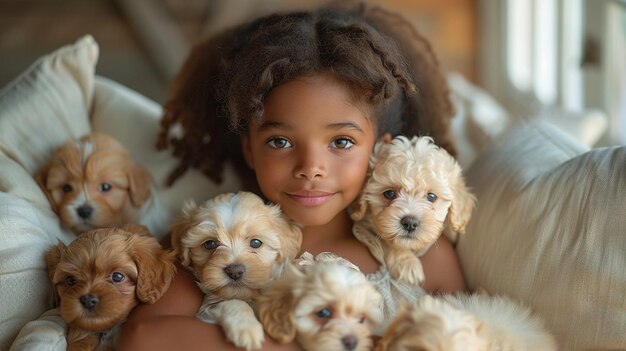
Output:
[170, 200, 197, 266]
[256, 264, 301, 343]
[121, 223, 151, 236]
[126, 233, 177, 304]
[45, 242, 65, 305]
[349, 193, 368, 221]
[445, 179, 476, 242]
[127, 163, 152, 207]
[270, 204, 302, 262]
[351, 138, 391, 221]
[35, 163, 56, 211]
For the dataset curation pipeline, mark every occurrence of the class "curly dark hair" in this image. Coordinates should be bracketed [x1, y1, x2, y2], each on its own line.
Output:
[157, 2, 456, 192]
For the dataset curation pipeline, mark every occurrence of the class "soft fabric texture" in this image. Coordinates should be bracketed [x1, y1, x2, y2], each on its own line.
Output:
[457, 120, 626, 350]
[1, 36, 239, 350]
[352, 222, 428, 335]
[9, 309, 67, 351]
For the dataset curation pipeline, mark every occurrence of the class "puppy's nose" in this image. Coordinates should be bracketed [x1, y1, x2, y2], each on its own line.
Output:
[341, 335, 358, 350]
[79, 294, 99, 310]
[224, 264, 246, 281]
[400, 216, 420, 232]
[76, 205, 93, 219]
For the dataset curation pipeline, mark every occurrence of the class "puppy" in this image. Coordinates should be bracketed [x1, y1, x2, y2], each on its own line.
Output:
[257, 259, 383, 351]
[45, 224, 176, 351]
[351, 135, 476, 285]
[36, 133, 168, 236]
[376, 294, 557, 351]
[170, 191, 302, 351]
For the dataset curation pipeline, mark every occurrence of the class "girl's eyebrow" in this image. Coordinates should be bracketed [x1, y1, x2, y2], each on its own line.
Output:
[257, 121, 289, 132]
[257, 121, 364, 133]
[327, 122, 364, 134]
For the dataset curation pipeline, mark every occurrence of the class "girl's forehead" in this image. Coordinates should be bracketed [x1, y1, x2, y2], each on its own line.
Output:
[259, 75, 375, 130]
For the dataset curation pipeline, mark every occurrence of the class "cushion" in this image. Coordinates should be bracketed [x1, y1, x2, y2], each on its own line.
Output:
[457, 120, 626, 350]
[1, 36, 240, 350]
[0, 35, 96, 350]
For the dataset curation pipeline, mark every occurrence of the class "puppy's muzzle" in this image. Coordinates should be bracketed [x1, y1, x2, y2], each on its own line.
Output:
[224, 263, 246, 281]
[400, 216, 420, 233]
[341, 335, 358, 350]
[79, 294, 99, 310]
[76, 205, 94, 219]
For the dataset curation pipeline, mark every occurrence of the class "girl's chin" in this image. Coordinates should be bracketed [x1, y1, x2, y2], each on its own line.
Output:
[283, 207, 348, 228]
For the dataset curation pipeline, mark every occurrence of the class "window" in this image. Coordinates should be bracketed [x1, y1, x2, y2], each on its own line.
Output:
[479, 0, 624, 145]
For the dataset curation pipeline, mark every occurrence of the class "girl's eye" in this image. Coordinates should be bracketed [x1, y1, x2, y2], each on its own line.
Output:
[426, 193, 438, 202]
[66, 276, 77, 286]
[331, 137, 355, 150]
[111, 272, 125, 283]
[316, 307, 332, 319]
[62, 184, 73, 193]
[383, 190, 397, 200]
[267, 137, 292, 149]
[100, 183, 112, 192]
[203, 240, 219, 250]
[250, 239, 263, 248]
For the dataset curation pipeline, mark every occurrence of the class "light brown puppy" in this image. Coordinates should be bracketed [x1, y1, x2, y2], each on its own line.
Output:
[351, 136, 476, 285]
[257, 260, 383, 351]
[36, 133, 168, 236]
[46, 224, 176, 351]
[375, 294, 557, 351]
[170, 191, 302, 351]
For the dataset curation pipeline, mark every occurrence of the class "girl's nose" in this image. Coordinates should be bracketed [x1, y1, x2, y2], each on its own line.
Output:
[294, 146, 327, 179]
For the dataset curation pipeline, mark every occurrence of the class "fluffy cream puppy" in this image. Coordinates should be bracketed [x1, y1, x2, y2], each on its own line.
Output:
[257, 259, 383, 351]
[376, 294, 557, 351]
[351, 136, 476, 285]
[170, 191, 302, 351]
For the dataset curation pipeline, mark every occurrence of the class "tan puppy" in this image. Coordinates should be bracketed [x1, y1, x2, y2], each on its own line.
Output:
[170, 191, 302, 351]
[351, 136, 476, 285]
[36, 133, 168, 236]
[257, 260, 383, 351]
[45, 224, 176, 351]
[376, 294, 557, 351]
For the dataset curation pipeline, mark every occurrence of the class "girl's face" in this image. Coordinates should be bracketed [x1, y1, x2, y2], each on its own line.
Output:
[242, 74, 377, 227]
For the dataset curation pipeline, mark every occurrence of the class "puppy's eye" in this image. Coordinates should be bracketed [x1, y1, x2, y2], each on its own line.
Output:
[100, 183, 112, 192]
[250, 239, 263, 248]
[316, 308, 332, 319]
[359, 316, 366, 324]
[383, 190, 397, 200]
[203, 240, 219, 250]
[62, 184, 73, 193]
[426, 193, 437, 202]
[111, 272, 125, 283]
[66, 276, 77, 286]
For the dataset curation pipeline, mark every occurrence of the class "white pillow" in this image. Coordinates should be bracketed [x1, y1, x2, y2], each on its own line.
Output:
[457, 120, 626, 350]
[0, 35, 96, 350]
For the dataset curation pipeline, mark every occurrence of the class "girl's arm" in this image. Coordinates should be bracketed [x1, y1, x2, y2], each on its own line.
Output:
[420, 235, 468, 294]
[119, 264, 301, 351]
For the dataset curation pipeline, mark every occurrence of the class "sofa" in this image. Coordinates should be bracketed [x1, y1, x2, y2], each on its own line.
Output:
[2, 36, 625, 351]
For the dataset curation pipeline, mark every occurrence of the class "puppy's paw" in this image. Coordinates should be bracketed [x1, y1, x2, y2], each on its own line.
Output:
[387, 252, 425, 285]
[224, 318, 265, 351]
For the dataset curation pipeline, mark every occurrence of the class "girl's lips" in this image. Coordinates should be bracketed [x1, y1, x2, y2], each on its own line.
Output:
[287, 191, 335, 206]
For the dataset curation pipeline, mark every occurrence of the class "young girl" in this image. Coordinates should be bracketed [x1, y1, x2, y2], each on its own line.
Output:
[121, 3, 466, 350]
